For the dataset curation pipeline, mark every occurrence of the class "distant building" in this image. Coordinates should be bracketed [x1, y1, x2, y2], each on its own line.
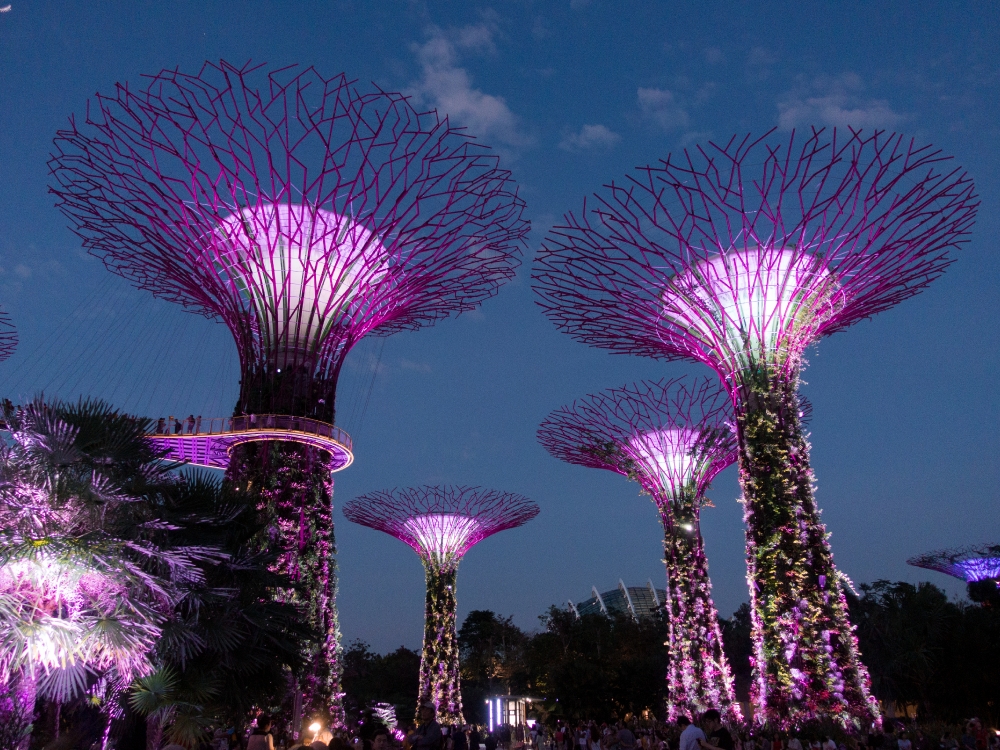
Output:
[570, 579, 666, 620]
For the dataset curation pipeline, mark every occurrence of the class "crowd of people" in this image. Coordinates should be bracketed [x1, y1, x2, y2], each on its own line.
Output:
[190, 706, 1000, 750]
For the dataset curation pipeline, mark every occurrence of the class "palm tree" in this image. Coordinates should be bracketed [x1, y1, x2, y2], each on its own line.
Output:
[0, 397, 221, 748]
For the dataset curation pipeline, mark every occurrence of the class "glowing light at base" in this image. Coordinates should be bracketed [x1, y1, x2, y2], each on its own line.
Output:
[212, 203, 388, 365]
[663, 248, 838, 377]
[343, 486, 539, 725]
[628, 428, 702, 490]
[402, 514, 481, 567]
[538, 377, 741, 722]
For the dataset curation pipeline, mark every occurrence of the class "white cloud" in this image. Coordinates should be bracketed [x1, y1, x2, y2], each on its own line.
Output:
[410, 25, 527, 147]
[778, 74, 904, 130]
[558, 124, 621, 151]
[637, 87, 690, 131]
[704, 47, 724, 64]
[399, 359, 432, 374]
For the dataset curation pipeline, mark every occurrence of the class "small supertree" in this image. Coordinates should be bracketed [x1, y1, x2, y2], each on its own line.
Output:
[533, 129, 977, 727]
[909, 544, 1000, 604]
[0, 308, 16, 362]
[49, 61, 528, 722]
[538, 377, 740, 721]
[342, 486, 538, 724]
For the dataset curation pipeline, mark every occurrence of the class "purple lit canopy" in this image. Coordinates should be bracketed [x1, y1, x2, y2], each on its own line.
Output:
[49, 60, 529, 421]
[537, 377, 736, 504]
[533, 129, 978, 384]
[342, 486, 539, 567]
[908, 544, 1000, 583]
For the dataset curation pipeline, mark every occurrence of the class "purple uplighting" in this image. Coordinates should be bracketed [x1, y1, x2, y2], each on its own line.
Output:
[343, 486, 539, 569]
[534, 130, 977, 387]
[538, 377, 740, 720]
[49, 60, 529, 423]
[343, 486, 538, 724]
[48, 60, 528, 725]
[538, 377, 736, 502]
[908, 544, 1000, 583]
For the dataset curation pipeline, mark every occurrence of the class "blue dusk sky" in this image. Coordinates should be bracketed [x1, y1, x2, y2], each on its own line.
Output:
[0, 1, 998, 652]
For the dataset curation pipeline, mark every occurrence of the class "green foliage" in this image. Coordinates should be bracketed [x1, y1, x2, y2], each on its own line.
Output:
[848, 580, 1000, 724]
[720, 603, 753, 703]
[527, 607, 668, 724]
[342, 640, 421, 724]
[459, 610, 530, 722]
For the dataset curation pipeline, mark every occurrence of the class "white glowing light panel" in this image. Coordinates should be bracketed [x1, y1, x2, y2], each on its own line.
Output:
[662, 248, 837, 373]
[403, 513, 481, 566]
[628, 428, 702, 492]
[212, 203, 389, 360]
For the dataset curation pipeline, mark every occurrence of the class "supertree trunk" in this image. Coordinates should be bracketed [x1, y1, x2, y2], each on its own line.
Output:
[419, 564, 463, 725]
[227, 439, 344, 726]
[734, 368, 877, 728]
[660, 504, 739, 723]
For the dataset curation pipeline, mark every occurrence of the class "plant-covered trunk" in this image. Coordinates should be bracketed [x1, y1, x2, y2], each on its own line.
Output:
[660, 499, 740, 723]
[419, 564, 463, 725]
[227, 439, 344, 727]
[734, 367, 878, 728]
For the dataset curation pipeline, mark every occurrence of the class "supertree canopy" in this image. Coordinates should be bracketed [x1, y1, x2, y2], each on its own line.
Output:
[49, 60, 528, 723]
[343, 486, 538, 724]
[908, 544, 1000, 603]
[538, 376, 741, 722]
[0, 307, 17, 362]
[533, 129, 977, 727]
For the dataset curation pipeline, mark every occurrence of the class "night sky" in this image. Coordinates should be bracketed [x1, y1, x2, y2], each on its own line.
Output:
[1, 1, 998, 653]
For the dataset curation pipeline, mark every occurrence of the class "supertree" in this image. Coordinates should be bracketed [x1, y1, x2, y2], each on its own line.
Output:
[909, 544, 1000, 604]
[342, 486, 538, 724]
[0, 308, 16, 362]
[48, 61, 528, 724]
[532, 129, 977, 727]
[538, 376, 741, 721]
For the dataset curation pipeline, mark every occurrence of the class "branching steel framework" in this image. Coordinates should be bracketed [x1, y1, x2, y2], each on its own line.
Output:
[0, 309, 17, 362]
[908, 544, 1000, 583]
[49, 60, 528, 724]
[343, 486, 538, 725]
[533, 128, 977, 727]
[538, 376, 740, 722]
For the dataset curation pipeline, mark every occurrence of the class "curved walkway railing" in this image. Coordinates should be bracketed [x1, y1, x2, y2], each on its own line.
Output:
[147, 414, 353, 472]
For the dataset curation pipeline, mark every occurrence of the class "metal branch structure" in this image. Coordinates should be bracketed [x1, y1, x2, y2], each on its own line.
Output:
[538, 376, 740, 721]
[533, 129, 977, 727]
[909, 544, 1000, 603]
[49, 60, 528, 724]
[0, 308, 17, 362]
[343, 486, 538, 724]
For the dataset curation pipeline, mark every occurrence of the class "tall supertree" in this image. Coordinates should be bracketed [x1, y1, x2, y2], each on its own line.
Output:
[538, 376, 741, 721]
[909, 544, 1000, 604]
[532, 129, 977, 727]
[48, 61, 528, 723]
[342, 486, 538, 724]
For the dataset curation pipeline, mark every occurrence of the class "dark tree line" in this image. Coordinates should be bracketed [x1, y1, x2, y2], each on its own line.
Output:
[345, 582, 1000, 728]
